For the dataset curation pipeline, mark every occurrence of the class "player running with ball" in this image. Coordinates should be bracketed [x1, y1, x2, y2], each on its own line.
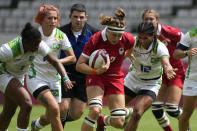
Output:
[76, 8, 135, 131]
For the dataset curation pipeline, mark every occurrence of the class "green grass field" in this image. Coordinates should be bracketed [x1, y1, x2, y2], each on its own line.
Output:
[1, 105, 197, 131]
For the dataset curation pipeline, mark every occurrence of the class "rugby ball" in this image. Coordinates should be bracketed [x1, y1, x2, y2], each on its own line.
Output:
[89, 49, 109, 69]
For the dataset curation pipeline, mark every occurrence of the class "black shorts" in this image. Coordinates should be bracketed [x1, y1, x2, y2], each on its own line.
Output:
[124, 85, 156, 100]
[61, 74, 87, 102]
[33, 86, 50, 99]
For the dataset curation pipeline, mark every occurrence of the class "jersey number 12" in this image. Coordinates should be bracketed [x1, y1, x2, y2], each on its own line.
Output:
[141, 64, 151, 73]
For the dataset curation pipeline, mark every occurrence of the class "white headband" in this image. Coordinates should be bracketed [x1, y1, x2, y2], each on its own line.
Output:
[107, 26, 125, 33]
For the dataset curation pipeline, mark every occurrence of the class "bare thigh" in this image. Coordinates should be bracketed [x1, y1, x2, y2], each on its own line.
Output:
[5, 78, 32, 107]
[1, 94, 17, 118]
[70, 98, 86, 113]
[86, 86, 104, 100]
[59, 98, 71, 116]
[106, 94, 125, 110]
[182, 96, 197, 115]
[37, 89, 58, 108]
[166, 86, 182, 104]
[134, 95, 153, 113]
[125, 95, 135, 106]
[155, 84, 168, 102]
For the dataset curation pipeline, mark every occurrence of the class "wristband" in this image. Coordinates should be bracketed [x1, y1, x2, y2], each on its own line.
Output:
[92, 68, 97, 74]
[184, 50, 188, 56]
[63, 76, 70, 82]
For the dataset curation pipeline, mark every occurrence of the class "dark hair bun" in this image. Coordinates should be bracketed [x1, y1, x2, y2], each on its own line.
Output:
[21, 22, 41, 42]
[137, 22, 155, 36]
[24, 22, 32, 30]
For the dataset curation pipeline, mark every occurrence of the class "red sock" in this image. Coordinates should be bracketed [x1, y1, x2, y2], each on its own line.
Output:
[97, 115, 106, 127]
[163, 125, 172, 131]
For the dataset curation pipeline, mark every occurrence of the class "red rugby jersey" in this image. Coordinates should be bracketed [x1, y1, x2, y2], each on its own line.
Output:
[82, 29, 135, 76]
[158, 24, 184, 69]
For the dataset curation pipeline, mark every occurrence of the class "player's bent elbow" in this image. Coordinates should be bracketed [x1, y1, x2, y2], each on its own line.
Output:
[173, 51, 180, 59]
[76, 63, 82, 73]
[73, 56, 77, 63]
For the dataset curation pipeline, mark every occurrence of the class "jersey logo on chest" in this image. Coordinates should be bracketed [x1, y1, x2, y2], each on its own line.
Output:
[52, 43, 60, 50]
[119, 47, 124, 55]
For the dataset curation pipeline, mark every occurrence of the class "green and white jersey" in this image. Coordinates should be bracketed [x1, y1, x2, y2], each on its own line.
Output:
[180, 28, 197, 80]
[129, 37, 169, 80]
[29, 27, 72, 81]
[0, 36, 51, 77]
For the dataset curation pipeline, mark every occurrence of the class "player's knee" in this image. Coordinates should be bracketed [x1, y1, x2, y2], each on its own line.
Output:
[59, 102, 69, 116]
[152, 102, 164, 118]
[88, 98, 102, 108]
[70, 110, 84, 120]
[88, 107, 101, 120]
[112, 118, 125, 128]
[132, 109, 142, 122]
[59, 109, 67, 117]
[88, 98, 103, 120]
[179, 111, 190, 121]
[110, 108, 126, 128]
[83, 98, 102, 128]
[59, 105, 68, 117]
[166, 103, 182, 118]
[48, 103, 60, 117]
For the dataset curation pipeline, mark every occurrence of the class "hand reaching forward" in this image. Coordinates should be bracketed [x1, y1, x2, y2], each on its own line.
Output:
[63, 77, 73, 90]
[188, 48, 197, 56]
[164, 67, 177, 80]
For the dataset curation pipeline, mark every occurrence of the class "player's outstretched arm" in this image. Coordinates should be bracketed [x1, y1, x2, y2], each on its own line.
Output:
[161, 57, 176, 80]
[46, 51, 73, 89]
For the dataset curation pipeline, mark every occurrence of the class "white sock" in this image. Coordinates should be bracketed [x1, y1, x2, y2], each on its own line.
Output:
[16, 127, 28, 131]
[125, 108, 129, 117]
[35, 118, 44, 129]
[104, 116, 111, 126]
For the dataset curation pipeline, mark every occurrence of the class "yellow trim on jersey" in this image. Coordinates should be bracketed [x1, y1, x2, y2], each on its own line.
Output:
[54, 28, 64, 42]
[45, 48, 52, 57]
[160, 55, 169, 58]
[64, 47, 72, 51]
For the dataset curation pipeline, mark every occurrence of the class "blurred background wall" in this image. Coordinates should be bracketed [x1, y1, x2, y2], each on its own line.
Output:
[0, 0, 197, 37]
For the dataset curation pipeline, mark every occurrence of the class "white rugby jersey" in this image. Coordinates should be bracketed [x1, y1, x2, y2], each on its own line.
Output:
[128, 37, 169, 80]
[0, 36, 51, 77]
[28, 27, 72, 81]
[180, 28, 197, 80]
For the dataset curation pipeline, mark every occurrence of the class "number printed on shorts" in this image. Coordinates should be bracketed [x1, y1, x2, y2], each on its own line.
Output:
[140, 64, 151, 73]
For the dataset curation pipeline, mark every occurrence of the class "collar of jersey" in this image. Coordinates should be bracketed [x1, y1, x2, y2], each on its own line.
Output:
[157, 24, 162, 36]
[39, 26, 56, 39]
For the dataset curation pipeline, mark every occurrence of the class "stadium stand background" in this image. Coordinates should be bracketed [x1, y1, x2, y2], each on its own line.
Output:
[0, 0, 197, 43]
[0, 0, 196, 104]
